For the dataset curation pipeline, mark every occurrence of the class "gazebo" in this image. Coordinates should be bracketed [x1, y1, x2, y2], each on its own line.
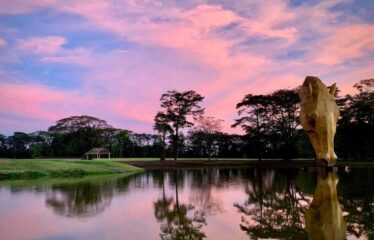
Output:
[85, 148, 111, 160]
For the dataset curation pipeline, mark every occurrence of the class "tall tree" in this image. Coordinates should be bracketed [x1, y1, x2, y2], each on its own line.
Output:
[154, 112, 173, 161]
[158, 90, 204, 160]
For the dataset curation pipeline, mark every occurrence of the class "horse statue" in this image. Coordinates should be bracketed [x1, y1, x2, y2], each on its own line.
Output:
[299, 76, 340, 166]
[305, 172, 346, 240]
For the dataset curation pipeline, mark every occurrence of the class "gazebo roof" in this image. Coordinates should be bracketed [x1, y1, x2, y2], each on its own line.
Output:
[85, 147, 110, 155]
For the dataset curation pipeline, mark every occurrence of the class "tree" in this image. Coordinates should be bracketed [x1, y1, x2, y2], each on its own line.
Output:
[48, 115, 113, 157]
[189, 116, 223, 160]
[49, 115, 112, 134]
[232, 89, 300, 160]
[154, 112, 173, 161]
[0, 134, 9, 157]
[336, 79, 374, 160]
[28, 131, 53, 158]
[7, 132, 32, 158]
[158, 90, 204, 161]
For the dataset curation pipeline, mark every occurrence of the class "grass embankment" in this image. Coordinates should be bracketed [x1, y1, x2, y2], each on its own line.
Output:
[0, 159, 143, 180]
[0, 172, 138, 189]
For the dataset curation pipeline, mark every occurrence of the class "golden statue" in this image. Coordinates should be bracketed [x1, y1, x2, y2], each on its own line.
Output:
[299, 76, 340, 166]
[305, 172, 346, 240]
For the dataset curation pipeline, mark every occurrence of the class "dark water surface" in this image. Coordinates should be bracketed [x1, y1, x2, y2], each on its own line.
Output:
[0, 168, 373, 240]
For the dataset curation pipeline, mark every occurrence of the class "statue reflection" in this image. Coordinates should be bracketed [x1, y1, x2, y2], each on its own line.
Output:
[305, 172, 346, 240]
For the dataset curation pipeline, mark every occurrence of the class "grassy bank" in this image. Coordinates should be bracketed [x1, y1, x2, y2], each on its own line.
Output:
[0, 172, 138, 189]
[0, 159, 143, 180]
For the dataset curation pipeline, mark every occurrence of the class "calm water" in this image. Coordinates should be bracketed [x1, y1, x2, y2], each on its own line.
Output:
[0, 168, 373, 240]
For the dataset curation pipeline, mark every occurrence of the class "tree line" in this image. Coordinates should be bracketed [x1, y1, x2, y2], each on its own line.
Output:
[0, 79, 372, 160]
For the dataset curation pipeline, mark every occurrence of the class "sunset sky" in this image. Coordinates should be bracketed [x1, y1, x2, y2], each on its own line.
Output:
[0, 0, 373, 135]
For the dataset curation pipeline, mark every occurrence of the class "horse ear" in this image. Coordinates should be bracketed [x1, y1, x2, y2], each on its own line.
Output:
[329, 83, 337, 96]
[299, 81, 313, 102]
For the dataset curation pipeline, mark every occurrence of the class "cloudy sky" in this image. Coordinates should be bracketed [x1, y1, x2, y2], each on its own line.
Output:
[0, 0, 373, 135]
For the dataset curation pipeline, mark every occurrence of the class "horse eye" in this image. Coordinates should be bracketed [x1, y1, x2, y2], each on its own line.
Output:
[308, 117, 316, 127]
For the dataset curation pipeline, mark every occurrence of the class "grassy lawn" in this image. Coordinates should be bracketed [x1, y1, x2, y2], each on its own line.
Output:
[0, 159, 143, 180]
[0, 172, 138, 188]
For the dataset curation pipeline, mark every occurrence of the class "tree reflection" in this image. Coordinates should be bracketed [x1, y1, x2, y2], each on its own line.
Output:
[234, 169, 310, 239]
[46, 181, 114, 218]
[338, 169, 374, 238]
[154, 171, 206, 240]
[305, 172, 346, 240]
[188, 169, 225, 217]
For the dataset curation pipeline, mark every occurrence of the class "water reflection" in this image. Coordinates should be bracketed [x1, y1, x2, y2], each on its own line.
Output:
[46, 181, 113, 218]
[234, 169, 310, 239]
[1, 168, 374, 239]
[305, 172, 346, 240]
[153, 171, 213, 240]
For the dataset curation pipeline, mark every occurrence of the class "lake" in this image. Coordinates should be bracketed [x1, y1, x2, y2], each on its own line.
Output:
[0, 168, 373, 240]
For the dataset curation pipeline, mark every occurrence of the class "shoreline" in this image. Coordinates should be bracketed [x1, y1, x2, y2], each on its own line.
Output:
[121, 160, 374, 170]
[1, 158, 373, 180]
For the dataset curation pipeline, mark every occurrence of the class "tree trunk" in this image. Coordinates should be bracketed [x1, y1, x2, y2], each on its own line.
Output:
[207, 141, 212, 161]
[160, 131, 166, 161]
[174, 126, 179, 161]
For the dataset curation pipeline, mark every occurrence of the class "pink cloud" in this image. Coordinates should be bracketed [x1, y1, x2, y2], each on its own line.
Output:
[17, 36, 66, 55]
[0, 38, 6, 47]
[0, 81, 159, 133]
[0, 82, 78, 120]
[315, 25, 374, 65]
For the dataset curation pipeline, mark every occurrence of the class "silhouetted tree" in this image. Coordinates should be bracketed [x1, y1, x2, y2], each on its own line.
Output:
[158, 90, 204, 160]
[336, 79, 374, 160]
[154, 112, 173, 161]
[233, 89, 300, 160]
[0, 134, 9, 157]
[48, 115, 113, 157]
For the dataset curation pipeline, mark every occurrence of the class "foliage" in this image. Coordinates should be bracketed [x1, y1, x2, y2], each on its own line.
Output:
[154, 112, 173, 161]
[189, 116, 223, 160]
[157, 90, 205, 160]
[336, 78, 374, 160]
[233, 89, 300, 160]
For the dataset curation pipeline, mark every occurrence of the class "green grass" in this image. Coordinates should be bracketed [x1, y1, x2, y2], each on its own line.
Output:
[0, 159, 143, 180]
[0, 172, 139, 188]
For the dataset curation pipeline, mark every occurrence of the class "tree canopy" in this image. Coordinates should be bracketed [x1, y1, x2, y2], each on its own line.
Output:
[158, 90, 205, 160]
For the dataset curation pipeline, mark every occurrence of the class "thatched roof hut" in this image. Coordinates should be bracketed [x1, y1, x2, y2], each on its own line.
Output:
[85, 148, 111, 159]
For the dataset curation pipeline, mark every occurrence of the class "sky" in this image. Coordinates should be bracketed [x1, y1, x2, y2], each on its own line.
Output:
[0, 0, 373, 135]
